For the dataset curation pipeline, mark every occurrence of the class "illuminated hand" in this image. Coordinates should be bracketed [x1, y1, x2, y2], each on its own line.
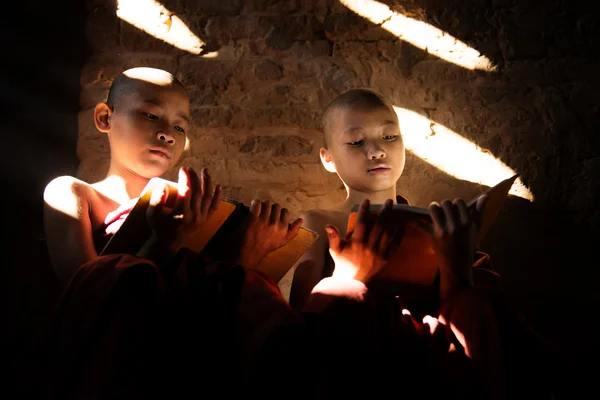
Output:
[236, 200, 303, 270]
[328, 199, 399, 283]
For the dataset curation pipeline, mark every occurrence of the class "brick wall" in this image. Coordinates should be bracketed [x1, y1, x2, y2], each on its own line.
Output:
[81, 0, 600, 352]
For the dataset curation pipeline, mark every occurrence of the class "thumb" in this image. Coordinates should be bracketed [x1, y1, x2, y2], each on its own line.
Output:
[472, 194, 489, 230]
[325, 224, 342, 252]
[475, 194, 488, 214]
[286, 218, 304, 241]
[104, 208, 120, 225]
[104, 197, 138, 225]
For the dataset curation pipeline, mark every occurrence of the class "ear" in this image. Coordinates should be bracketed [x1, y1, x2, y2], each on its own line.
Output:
[94, 102, 113, 133]
[319, 147, 337, 173]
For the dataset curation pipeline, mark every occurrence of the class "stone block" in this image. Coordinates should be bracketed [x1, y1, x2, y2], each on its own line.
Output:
[254, 59, 283, 80]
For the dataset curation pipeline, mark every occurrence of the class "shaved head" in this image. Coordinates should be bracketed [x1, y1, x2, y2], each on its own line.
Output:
[106, 67, 184, 108]
[321, 89, 396, 148]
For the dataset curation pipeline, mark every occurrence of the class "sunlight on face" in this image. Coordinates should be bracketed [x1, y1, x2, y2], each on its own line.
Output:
[116, 0, 211, 56]
[394, 107, 534, 201]
[340, 0, 497, 71]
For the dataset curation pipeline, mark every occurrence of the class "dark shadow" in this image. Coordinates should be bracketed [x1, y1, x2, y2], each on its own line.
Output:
[1, 0, 88, 396]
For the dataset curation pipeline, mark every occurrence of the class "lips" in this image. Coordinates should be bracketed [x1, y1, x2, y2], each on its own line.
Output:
[367, 163, 391, 173]
[149, 147, 171, 159]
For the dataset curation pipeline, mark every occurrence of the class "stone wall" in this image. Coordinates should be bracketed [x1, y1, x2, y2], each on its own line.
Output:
[81, 0, 600, 353]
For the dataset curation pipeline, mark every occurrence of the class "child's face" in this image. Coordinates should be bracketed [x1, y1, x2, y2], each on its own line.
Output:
[321, 106, 405, 193]
[106, 81, 190, 179]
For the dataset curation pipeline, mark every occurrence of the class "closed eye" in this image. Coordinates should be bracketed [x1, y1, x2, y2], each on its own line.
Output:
[142, 112, 158, 120]
[347, 139, 364, 146]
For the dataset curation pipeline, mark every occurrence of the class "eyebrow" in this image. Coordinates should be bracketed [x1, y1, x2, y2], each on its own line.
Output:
[142, 99, 191, 124]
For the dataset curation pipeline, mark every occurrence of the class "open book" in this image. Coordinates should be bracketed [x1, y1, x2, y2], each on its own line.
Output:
[346, 174, 519, 286]
[100, 178, 318, 282]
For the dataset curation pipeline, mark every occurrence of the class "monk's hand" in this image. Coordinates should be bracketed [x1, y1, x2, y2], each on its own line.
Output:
[236, 200, 303, 270]
[328, 199, 398, 284]
[146, 167, 221, 252]
[424, 195, 488, 301]
[104, 197, 139, 235]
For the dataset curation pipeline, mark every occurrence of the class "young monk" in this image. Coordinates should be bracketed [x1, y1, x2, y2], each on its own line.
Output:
[37, 68, 305, 398]
[286, 88, 563, 398]
[42, 67, 195, 283]
[43, 67, 300, 284]
[289, 88, 408, 309]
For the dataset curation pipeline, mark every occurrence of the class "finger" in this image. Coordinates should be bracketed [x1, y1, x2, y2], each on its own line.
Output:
[187, 167, 201, 215]
[353, 199, 370, 243]
[269, 203, 281, 225]
[377, 229, 393, 257]
[454, 198, 470, 226]
[476, 194, 488, 214]
[177, 167, 189, 197]
[325, 224, 341, 253]
[280, 207, 291, 225]
[422, 315, 440, 335]
[250, 199, 261, 220]
[260, 200, 272, 222]
[400, 309, 419, 334]
[368, 221, 383, 250]
[377, 199, 393, 221]
[104, 208, 120, 225]
[286, 217, 303, 241]
[105, 202, 136, 225]
[393, 219, 408, 245]
[200, 168, 214, 215]
[172, 167, 190, 218]
[149, 182, 167, 207]
[473, 194, 489, 231]
[441, 199, 458, 232]
[441, 199, 458, 233]
[147, 184, 167, 219]
[422, 315, 450, 352]
[375, 199, 394, 233]
[428, 201, 445, 231]
[368, 200, 390, 249]
[376, 201, 396, 254]
[208, 184, 222, 215]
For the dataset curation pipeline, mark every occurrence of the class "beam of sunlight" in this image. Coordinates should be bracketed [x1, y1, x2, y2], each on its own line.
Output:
[116, 0, 207, 55]
[394, 107, 534, 201]
[340, 0, 497, 71]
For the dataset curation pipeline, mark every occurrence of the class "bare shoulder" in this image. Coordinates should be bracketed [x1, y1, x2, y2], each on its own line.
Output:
[43, 175, 94, 218]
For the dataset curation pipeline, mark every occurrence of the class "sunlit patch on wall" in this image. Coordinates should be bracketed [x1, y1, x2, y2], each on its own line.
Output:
[116, 0, 209, 56]
[394, 107, 534, 201]
[341, 0, 497, 71]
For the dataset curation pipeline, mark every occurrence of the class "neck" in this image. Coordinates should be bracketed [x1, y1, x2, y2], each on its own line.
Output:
[97, 163, 152, 204]
[338, 185, 398, 212]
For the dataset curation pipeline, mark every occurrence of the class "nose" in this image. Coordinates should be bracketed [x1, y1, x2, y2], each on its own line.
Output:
[157, 130, 176, 145]
[366, 142, 386, 160]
